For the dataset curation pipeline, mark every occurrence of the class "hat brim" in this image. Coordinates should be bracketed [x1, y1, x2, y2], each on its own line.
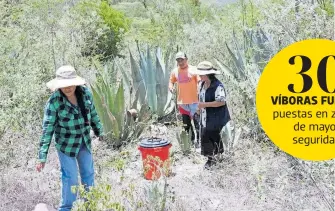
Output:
[194, 69, 221, 75]
[46, 76, 86, 91]
[176, 57, 186, 60]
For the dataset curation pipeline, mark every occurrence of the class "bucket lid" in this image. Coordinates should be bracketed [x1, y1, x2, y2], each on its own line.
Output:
[139, 137, 170, 148]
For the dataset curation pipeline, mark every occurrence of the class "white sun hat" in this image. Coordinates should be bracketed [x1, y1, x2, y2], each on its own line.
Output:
[195, 61, 221, 75]
[46, 65, 86, 91]
[175, 51, 187, 60]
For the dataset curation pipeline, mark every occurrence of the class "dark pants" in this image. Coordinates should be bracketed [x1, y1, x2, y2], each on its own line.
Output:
[182, 113, 199, 142]
[201, 127, 224, 157]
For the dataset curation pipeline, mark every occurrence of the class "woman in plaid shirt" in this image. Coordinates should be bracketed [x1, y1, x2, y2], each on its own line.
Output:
[36, 65, 103, 211]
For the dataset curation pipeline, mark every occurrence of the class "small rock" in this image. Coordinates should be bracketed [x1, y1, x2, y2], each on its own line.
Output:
[33, 203, 56, 211]
[27, 159, 36, 169]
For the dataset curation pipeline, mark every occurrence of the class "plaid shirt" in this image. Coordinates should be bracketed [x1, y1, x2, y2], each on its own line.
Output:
[38, 86, 103, 162]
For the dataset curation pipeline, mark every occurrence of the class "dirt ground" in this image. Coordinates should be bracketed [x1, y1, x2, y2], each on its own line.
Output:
[1, 124, 333, 211]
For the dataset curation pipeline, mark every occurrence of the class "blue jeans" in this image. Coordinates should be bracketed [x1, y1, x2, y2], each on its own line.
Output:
[57, 143, 94, 211]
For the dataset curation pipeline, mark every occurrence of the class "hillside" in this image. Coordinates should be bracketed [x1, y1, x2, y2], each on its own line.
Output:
[0, 0, 334, 211]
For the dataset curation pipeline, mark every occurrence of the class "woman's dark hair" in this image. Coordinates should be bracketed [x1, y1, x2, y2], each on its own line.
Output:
[207, 74, 217, 81]
[59, 86, 88, 125]
[75, 87, 89, 125]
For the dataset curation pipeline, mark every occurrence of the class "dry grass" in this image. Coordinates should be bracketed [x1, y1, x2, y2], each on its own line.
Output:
[1, 122, 334, 211]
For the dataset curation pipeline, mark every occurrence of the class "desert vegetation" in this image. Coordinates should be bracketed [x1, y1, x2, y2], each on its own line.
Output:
[0, 0, 334, 210]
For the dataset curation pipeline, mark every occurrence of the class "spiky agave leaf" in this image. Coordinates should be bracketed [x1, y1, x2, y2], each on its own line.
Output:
[123, 90, 140, 141]
[220, 123, 233, 153]
[225, 42, 244, 79]
[156, 47, 174, 117]
[105, 107, 120, 146]
[113, 79, 125, 137]
[163, 45, 175, 112]
[129, 48, 146, 105]
[133, 104, 152, 139]
[232, 30, 246, 71]
[137, 43, 148, 95]
[215, 59, 236, 80]
[143, 45, 157, 112]
[252, 29, 274, 71]
[115, 60, 131, 96]
[90, 84, 105, 127]
[90, 84, 119, 142]
[155, 47, 168, 117]
[176, 129, 192, 155]
[131, 85, 141, 110]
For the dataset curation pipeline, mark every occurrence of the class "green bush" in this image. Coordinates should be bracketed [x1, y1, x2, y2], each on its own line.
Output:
[78, 0, 131, 61]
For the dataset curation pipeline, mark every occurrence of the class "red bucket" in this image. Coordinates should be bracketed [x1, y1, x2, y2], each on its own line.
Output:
[138, 137, 172, 180]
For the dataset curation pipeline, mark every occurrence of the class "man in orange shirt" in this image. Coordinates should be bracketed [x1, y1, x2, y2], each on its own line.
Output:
[169, 52, 200, 146]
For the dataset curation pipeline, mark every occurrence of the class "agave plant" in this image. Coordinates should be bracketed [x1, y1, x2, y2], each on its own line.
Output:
[121, 43, 175, 119]
[223, 28, 275, 79]
[90, 67, 151, 147]
[214, 28, 276, 148]
[176, 129, 192, 155]
[220, 123, 242, 153]
[217, 28, 276, 107]
[244, 27, 275, 71]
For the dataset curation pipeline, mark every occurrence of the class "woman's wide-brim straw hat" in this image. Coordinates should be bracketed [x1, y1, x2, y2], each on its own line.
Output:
[194, 61, 221, 75]
[46, 65, 86, 91]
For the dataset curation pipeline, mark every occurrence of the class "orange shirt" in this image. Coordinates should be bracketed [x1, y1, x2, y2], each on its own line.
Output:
[169, 65, 200, 104]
